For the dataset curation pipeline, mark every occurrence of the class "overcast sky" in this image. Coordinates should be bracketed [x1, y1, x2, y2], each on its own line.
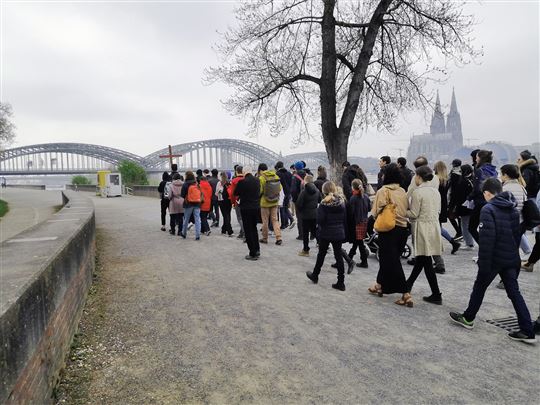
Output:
[1, 0, 538, 158]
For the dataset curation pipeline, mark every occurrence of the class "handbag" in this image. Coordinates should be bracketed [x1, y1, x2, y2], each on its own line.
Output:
[374, 189, 396, 232]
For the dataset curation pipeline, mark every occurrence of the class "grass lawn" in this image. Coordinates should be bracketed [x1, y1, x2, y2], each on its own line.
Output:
[0, 199, 8, 218]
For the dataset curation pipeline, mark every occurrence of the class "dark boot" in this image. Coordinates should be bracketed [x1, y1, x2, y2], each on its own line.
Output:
[422, 294, 443, 305]
[306, 271, 318, 284]
[332, 282, 346, 291]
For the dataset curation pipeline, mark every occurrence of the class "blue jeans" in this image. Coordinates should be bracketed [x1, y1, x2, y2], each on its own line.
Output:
[464, 266, 534, 336]
[441, 226, 453, 243]
[460, 215, 475, 247]
[182, 206, 201, 238]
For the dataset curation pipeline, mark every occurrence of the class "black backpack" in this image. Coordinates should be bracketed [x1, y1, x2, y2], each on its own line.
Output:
[522, 199, 540, 230]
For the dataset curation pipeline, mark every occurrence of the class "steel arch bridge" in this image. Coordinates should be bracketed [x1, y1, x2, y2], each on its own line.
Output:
[142, 138, 282, 170]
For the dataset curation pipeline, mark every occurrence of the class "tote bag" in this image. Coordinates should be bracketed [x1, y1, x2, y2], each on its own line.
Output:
[374, 189, 396, 233]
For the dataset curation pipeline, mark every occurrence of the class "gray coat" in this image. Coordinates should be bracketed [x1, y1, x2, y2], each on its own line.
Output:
[407, 183, 442, 256]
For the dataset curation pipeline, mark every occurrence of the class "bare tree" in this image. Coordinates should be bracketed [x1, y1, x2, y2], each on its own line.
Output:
[206, 0, 480, 179]
[0, 103, 16, 149]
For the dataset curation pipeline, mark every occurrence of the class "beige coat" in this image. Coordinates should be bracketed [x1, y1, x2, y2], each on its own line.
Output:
[407, 183, 442, 256]
[371, 183, 408, 228]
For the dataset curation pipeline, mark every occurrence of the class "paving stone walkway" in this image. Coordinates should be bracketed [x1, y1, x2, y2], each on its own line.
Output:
[60, 193, 539, 404]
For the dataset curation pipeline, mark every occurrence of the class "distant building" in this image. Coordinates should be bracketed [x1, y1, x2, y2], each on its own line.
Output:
[407, 89, 463, 164]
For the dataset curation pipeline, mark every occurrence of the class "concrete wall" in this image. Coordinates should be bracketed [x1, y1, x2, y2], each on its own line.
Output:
[0, 191, 96, 404]
[6, 184, 46, 190]
[65, 184, 97, 193]
[132, 185, 159, 198]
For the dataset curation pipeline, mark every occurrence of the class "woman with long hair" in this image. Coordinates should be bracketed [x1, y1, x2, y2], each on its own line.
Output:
[434, 161, 461, 262]
[368, 163, 409, 299]
[306, 181, 349, 291]
[216, 171, 234, 236]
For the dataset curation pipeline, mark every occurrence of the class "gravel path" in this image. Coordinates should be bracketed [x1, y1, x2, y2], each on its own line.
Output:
[57, 193, 539, 404]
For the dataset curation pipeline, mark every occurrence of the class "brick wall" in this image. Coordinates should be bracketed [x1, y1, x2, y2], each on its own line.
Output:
[0, 192, 96, 404]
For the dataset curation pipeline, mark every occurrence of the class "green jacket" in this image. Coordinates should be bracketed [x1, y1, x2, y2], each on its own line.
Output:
[259, 170, 282, 208]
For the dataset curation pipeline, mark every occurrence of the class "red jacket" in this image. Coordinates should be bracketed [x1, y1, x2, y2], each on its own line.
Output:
[229, 175, 244, 207]
[199, 180, 213, 212]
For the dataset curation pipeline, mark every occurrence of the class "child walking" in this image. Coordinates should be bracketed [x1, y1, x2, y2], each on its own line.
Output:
[347, 179, 371, 270]
[449, 178, 536, 344]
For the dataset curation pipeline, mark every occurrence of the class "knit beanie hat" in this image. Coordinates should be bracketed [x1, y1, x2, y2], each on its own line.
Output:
[294, 161, 305, 171]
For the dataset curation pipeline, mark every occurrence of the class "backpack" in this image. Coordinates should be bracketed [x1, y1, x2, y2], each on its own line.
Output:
[522, 199, 540, 230]
[526, 169, 540, 197]
[187, 184, 203, 204]
[264, 176, 281, 202]
[163, 181, 172, 200]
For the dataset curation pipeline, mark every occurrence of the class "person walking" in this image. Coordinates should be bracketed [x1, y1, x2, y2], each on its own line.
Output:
[230, 165, 245, 239]
[168, 173, 185, 236]
[454, 164, 476, 249]
[314, 165, 328, 194]
[347, 179, 371, 269]
[199, 175, 213, 236]
[467, 150, 498, 243]
[216, 171, 234, 236]
[208, 169, 220, 227]
[401, 166, 443, 306]
[157, 171, 171, 232]
[521, 192, 540, 272]
[518, 150, 539, 200]
[341, 161, 358, 200]
[434, 161, 461, 260]
[258, 163, 283, 245]
[291, 161, 307, 239]
[296, 175, 321, 256]
[449, 178, 536, 344]
[234, 167, 261, 260]
[368, 163, 409, 298]
[448, 159, 463, 240]
[305, 181, 348, 291]
[180, 171, 202, 240]
[377, 156, 391, 190]
[397, 157, 414, 191]
[275, 161, 294, 229]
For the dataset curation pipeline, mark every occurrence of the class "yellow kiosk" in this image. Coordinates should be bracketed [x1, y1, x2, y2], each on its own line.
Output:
[97, 170, 122, 197]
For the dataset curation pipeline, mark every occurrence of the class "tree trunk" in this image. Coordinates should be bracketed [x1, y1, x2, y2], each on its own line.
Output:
[320, 0, 341, 182]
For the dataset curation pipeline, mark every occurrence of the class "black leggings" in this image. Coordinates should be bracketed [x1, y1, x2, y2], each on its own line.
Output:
[406, 255, 441, 296]
[349, 240, 368, 263]
[160, 199, 169, 226]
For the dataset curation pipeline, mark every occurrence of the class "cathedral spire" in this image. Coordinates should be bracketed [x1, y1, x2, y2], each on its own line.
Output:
[449, 87, 458, 114]
[446, 87, 463, 147]
[430, 90, 446, 135]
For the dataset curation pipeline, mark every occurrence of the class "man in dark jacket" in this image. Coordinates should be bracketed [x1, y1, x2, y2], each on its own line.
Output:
[341, 161, 359, 200]
[377, 156, 391, 190]
[234, 167, 261, 260]
[397, 157, 414, 191]
[275, 161, 294, 229]
[450, 178, 536, 344]
[296, 176, 321, 255]
[208, 168, 220, 227]
[291, 161, 307, 239]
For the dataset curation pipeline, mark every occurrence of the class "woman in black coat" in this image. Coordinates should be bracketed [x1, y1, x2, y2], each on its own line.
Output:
[296, 176, 321, 255]
[306, 181, 349, 291]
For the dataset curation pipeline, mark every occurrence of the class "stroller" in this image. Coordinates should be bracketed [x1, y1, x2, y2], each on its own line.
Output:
[364, 230, 412, 261]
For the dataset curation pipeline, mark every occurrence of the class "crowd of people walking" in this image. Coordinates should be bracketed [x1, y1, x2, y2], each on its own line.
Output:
[157, 149, 540, 344]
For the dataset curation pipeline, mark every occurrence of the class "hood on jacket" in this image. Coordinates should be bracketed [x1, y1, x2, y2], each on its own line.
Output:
[321, 193, 344, 207]
[382, 183, 401, 191]
[172, 179, 183, 187]
[479, 163, 498, 177]
[490, 191, 516, 209]
[305, 182, 318, 195]
[277, 167, 288, 175]
[162, 171, 171, 181]
[262, 170, 278, 178]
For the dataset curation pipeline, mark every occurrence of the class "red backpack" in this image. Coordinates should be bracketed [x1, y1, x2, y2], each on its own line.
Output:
[187, 184, 204, 204]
